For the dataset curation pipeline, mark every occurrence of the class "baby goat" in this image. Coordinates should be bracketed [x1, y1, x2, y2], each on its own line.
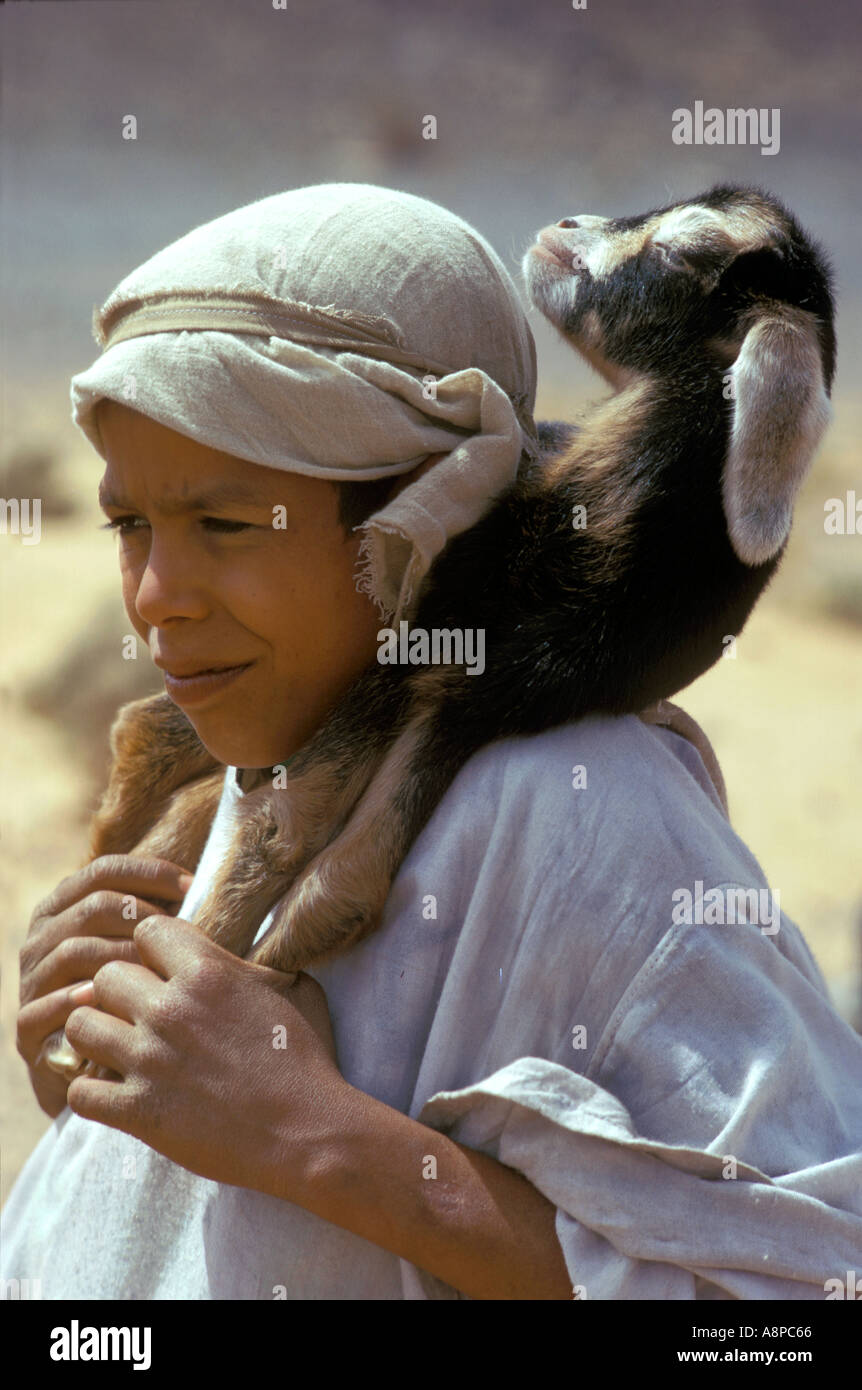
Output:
[44, 184, 836, 1076]
[190, 182, 835, 975]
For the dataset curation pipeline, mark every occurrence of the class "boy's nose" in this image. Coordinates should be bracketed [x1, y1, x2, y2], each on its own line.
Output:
[133, 544, 210, 627]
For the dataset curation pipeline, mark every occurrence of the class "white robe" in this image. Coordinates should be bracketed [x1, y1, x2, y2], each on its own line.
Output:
[2, 714, 861, 1299]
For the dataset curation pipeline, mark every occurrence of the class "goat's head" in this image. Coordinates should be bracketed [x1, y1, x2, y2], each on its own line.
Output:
[523, 185, 837, 566]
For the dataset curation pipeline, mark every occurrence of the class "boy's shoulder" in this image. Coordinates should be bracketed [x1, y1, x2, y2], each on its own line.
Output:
[438, 711, 728, 845]
[413, 711, 830, 1007]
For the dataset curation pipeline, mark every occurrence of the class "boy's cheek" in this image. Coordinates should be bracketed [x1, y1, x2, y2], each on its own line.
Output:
[120, 574, 150, 641]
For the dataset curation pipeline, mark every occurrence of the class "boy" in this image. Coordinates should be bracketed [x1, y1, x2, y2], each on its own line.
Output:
[4, 184, 861, 1299]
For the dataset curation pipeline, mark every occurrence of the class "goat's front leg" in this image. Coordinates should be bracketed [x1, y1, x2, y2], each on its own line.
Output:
[193, 663, 412, 960]
[251, 692, 471, 974]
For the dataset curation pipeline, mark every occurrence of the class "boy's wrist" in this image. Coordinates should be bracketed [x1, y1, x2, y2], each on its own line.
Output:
[266, 1074, 366, 1212]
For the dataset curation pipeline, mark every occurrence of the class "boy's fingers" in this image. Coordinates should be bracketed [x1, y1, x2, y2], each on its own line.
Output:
[23, 935, 142, 1008]
[35, 857, 195, 920]
[33, 891, 181, 959]
[20, 890, 183, 983]
[17, 986, 92, 1068]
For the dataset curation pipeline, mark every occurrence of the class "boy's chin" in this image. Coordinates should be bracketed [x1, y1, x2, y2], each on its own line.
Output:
[180, 713, 294, 772]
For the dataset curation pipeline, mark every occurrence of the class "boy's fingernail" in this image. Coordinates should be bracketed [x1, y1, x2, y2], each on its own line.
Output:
[68, 982, 94, 1003]
[178, 873, 195, 891]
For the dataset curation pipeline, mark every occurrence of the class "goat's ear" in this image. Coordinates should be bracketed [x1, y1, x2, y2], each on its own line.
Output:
[722, 307, 832, 566]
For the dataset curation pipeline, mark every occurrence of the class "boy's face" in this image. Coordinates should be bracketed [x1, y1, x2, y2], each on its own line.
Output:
[96, 400, 410, 768]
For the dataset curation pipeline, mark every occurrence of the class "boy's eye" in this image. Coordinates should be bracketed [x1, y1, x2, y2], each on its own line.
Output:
[101, 516, 253, 534]
[101, 516, 146, 535]
[200, 517, 254, 533]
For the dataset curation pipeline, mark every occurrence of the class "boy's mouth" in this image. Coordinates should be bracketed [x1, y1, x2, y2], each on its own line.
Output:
[157, 660, 251, 677]
[157, 661, 255, 705]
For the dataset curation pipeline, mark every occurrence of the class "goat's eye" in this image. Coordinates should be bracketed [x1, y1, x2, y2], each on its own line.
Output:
[653, 241, 685, 267]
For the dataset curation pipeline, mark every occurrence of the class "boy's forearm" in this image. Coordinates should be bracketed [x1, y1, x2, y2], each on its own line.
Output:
[278, 1080, 573, 1300]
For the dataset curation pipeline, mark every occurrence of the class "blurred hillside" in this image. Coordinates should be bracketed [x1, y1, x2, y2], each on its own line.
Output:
[1, 0, 860, 1203]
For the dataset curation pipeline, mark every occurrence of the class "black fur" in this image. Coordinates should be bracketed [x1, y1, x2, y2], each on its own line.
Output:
[344, 187, 834, 774]
[245, 184, 837, 969]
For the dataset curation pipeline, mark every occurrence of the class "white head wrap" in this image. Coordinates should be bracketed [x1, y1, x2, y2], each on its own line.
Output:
[70, 183, 539, 624]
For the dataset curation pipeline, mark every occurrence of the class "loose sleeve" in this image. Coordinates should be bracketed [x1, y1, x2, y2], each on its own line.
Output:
[389, 716, 862, 1300]
[410, 916, 862, 1300]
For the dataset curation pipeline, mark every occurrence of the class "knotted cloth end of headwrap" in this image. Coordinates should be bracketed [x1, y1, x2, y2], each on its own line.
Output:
[354, 522, 416, 625]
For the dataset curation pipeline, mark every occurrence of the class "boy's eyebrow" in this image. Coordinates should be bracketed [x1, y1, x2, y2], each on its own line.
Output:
[97, 479, 270, 513]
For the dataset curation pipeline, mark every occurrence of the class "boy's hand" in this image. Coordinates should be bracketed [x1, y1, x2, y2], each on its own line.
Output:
[63, 917, 344, 1203]
[17, 856, 194, 1117]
